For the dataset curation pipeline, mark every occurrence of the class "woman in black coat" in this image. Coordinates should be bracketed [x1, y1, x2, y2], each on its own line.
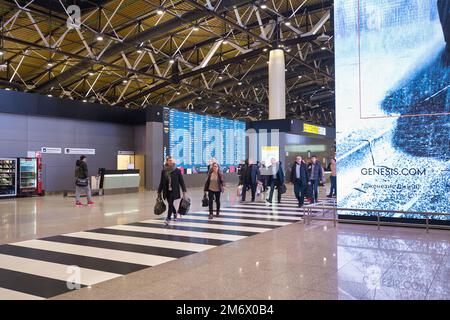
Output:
[158, 157, 187, 225]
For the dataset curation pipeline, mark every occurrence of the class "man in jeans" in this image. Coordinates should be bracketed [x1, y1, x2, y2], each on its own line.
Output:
[75, 155, 94, 206]
[327, 158, 337, 198]
[307, 156, 324, 204]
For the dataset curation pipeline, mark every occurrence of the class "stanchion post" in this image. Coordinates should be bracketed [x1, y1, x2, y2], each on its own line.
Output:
[377, 211, 380, 230]
[426, 214, 429, 234]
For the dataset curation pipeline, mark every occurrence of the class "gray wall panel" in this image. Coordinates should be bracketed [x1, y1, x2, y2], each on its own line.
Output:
[0, 113, 136, 192]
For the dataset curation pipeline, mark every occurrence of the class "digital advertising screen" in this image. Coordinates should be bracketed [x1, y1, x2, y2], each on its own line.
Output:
[163, 108, 246, 173]
[335, 0, 449, 222]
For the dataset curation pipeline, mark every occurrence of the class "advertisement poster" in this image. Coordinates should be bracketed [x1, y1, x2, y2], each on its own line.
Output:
[261, 146, 280, 167]
[335, 0, 449, 221]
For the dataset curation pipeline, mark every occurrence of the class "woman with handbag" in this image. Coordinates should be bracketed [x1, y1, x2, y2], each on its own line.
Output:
[158, 157, 187, 225]
[204, 162, 225, 220]
[75, 155, 94, 206]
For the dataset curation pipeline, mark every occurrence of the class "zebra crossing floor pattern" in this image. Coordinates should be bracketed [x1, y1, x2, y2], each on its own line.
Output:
[0, 196, 333, 300]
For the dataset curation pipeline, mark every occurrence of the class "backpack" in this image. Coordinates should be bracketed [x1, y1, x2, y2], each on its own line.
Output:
[75, 166, 82, 178]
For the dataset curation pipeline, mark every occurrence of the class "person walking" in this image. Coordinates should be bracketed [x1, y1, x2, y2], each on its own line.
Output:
[327, 158, 337, 198]
[266, 158, 285, 204]
[290, 156, 309, 207]
[307, 155, 324, 204]
[204, 162, 225, 219]
[75, 155, 94, 206]
[158, 157, 187, 225]
[241, 159, 259, 202]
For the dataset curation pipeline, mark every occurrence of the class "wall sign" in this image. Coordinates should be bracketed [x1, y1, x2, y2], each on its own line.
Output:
[303, 123, 326, 136]
[64, 148, 95, 155]
[41, 147, 62, 154]
[118, 151, 135, 155]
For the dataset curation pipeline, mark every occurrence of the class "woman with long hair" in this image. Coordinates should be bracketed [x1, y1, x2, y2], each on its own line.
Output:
[204, 162, 225, 219]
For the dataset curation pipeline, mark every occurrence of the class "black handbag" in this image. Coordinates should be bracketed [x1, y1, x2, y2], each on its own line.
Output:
[178, 196, 191, 215]
[75, 178, 89, 187]
[154, 196, 166, 215]
[202, 194, 209, 207]
[279, 184, 287, 194]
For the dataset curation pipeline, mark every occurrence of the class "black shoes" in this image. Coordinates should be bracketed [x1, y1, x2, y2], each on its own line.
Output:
[266, 199, 272, 204]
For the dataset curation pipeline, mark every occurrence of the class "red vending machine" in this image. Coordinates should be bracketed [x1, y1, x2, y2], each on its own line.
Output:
[17, 157, 41, 196]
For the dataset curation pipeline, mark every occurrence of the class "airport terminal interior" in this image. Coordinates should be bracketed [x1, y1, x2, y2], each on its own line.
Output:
[0, 0, 449, 302]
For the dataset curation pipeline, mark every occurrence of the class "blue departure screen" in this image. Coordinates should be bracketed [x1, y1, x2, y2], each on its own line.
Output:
[163, 108, 246, 174]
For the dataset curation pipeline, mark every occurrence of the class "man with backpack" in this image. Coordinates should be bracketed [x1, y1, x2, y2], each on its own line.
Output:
[75, 155, 94, 206]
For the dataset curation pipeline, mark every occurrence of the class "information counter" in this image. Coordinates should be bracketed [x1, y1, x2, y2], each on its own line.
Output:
[99, 169, 140, 195]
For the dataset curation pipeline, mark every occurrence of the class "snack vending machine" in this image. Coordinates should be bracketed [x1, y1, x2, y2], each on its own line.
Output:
[0, 158, 17, 197]
[18, 157, 39, 196]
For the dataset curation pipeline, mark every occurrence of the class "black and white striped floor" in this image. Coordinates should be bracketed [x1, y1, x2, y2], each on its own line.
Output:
[0, 196, 334, 300]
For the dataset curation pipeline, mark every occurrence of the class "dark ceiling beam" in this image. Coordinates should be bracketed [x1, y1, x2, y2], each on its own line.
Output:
[116, 47, 264, 107]
[32, 0, 253, 93]
[67, 1, 334, 103]
[2, 35, 168, 83]
[183, 0, 333, 81]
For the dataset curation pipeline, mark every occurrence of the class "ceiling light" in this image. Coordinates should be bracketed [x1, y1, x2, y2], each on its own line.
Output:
[47, 61, 54, 67]
[176, 91, 181, 95]
[47, 94, 53, 97]
[298, 75, 303, 79]
[317, 33, 330, 42]
[96, 34, 104, 41]
[156, 7, 164, 15]
[88, 71, 95, 76]
[197, 96, 202, 100]
[285, 21, 291, 26]
[123, 79, 128, 84]
[219, 76, 223, 80]
[321, 86, 326, 89]
[193, 25, 199, 31]
[216, 101, 220, 104]
[321, 46, 327, 50]
[82, 99, 87, 103]
[0, 50, 4, 56]
[136, 48, 143, 54]
[169, 58, 175, 64]
[286, 48, 291, 52]
[260, 4, 267, 9]
[238, 82, 242, 85]
[223, 39, 228, 44]
[263, 48, 268, 52]
[5, 88, 11, 91]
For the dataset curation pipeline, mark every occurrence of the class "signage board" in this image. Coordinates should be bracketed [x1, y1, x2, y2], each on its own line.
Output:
[64, 148, 95, 155]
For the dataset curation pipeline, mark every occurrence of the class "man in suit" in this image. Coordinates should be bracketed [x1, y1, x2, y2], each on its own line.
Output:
[290, 156, 309, 207]
[241, 159, 260, 202]
[266, 158, 285, 204]
[307, 155, 324, 204]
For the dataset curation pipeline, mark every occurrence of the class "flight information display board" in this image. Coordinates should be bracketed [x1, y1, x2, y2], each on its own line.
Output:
[163, 108, 246, 174]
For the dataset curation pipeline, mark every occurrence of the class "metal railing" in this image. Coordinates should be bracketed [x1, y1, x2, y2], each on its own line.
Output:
[302, 200, 450, 233]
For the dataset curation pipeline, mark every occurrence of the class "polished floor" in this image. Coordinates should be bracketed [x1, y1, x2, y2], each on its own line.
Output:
[0, 187, 449, 300]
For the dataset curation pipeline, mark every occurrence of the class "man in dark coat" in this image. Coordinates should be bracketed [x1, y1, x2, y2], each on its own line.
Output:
[241, 159, 260, 202]
[290, 156, 309, 207]
[307, 156, 324, 204]
[158, 157, 187, 224]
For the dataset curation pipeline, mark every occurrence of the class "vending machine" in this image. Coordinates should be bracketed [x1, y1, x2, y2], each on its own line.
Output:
[17, 157, 39, 196]
[0, 158, 17, 198]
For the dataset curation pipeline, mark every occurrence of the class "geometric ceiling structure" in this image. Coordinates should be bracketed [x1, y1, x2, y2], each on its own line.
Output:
[0, 0, 334, 126]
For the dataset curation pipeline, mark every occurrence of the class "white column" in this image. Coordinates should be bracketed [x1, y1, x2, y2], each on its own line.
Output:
[268, 49, 286, 120]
